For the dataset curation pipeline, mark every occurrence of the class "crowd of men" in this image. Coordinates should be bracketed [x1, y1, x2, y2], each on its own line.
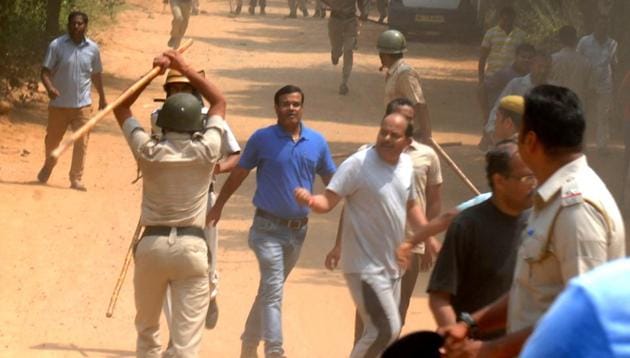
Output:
[34, 4, 630, 358]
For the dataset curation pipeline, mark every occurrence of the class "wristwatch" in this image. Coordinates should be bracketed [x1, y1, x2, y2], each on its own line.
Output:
[458, 312, 479, 339]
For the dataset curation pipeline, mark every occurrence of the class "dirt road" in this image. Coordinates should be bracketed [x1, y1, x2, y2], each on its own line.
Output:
[0, 0, 626, 356]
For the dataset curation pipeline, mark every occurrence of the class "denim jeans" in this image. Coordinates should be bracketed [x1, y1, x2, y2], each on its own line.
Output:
[241, 214, 307, 356]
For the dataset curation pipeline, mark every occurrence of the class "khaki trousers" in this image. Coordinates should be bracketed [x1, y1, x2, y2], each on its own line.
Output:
[44, 106, 91, 182]
[170, 0, 192, 48]
[134, 231, 209, 358]
[328, 17, 358, 85]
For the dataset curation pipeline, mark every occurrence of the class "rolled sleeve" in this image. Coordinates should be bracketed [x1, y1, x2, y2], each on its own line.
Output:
[122, 117, 150, 158]
[398, 71, 426, 105]
[552, 203, 610, 283]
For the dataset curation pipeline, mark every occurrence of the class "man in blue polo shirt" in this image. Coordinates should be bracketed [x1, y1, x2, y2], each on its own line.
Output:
[207, 85, 336, 358]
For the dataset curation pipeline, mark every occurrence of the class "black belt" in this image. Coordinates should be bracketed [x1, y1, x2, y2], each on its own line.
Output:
[255, 209, 308, 229]
[142, 225, 206, 239]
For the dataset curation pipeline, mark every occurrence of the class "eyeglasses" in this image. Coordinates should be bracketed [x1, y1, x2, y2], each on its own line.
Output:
[508, 174, 537, 185]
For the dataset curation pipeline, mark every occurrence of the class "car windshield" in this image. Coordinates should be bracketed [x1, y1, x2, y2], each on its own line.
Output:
[401, 0, 461, 9]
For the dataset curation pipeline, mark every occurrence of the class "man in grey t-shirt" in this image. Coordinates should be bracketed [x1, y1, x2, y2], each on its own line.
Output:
[294, 113, 436, 358]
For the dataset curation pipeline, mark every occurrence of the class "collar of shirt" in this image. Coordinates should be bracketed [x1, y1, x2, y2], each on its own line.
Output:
[62, 33, 89, 48]
[272, 123, 309, 142]
[387, 58, 406, 77]
[535, 155, 587, 205]
[406, 139, 423, 152]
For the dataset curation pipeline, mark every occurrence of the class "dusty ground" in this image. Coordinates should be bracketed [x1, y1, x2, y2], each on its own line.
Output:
[1, 0, 627, 357]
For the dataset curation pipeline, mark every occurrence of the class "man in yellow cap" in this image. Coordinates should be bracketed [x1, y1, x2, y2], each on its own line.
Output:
[152, 68, 242, 332]
[493, 95, 524, 143]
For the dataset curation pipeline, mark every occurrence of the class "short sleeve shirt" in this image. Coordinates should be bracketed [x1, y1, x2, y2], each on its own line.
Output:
[122, 115, 224, 228]
[384, 59, 426, 106]
[328, 148, 416, 279]
[481, 26, 527, 77]
[427, 199, 527, 316]
[577, 34, 618, 94]
[42, 34, 103, 108]
[406, 140, 442, 211]
[507, 156, 625, 333]
[239, 124, 336, 218]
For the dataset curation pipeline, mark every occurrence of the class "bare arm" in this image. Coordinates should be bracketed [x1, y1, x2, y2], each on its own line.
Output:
[215, 152, 241, 174]
[428, 291, 457, 328]
[325, 206, 344, 270]
[294, 188, 342, 214]
[91, 72, 107, 109]
[162, 50, 227, 118]
[478, 46, 491, 83]
[206, 165, 250, 226]
[425, 183, 442, 220]
[40, 67, 59, 100]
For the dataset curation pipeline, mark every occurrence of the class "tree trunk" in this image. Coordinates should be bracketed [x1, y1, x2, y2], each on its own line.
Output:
[45, 0, 62, 37]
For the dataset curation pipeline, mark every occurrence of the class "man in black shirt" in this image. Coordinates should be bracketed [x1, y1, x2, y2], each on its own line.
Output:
[427, 140, 535, 337]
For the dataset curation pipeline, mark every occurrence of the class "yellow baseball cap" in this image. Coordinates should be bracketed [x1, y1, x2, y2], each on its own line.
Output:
[499, 95, 524, 115]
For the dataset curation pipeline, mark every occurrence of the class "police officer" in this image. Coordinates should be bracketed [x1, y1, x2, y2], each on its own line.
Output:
[153, 69, 242, 331]
[168, 0, 193, 48]
[327, 0, 361, 95]
[440, 85, 625, 357]
[377, 30, 432, 143]
[113, 49, 227, 357]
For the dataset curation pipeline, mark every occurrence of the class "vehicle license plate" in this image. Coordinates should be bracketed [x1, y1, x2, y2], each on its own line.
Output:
[415, 14, 445, 23]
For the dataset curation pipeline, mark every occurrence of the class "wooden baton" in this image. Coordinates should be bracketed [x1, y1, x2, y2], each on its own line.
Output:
[428, 137, 480, 196]
[49, 39, 194, 160]
[106, 218, 143, 318]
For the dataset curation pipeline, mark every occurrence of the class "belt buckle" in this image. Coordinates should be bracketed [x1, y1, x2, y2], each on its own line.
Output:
[287, 219, 302, 230]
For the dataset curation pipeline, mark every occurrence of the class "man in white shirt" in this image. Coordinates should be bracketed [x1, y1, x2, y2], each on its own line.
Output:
[577, 16, 618, 152]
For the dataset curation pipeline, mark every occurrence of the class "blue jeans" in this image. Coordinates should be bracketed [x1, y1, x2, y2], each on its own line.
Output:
[241, 214, 307, 356]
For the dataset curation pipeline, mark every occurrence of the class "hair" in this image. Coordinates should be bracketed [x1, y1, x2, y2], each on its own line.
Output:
[558, 25, 578, 47]
[522, 85, 584, 155]
[499, 6, 516, 19]
[485, 140, 517, 190]
[68, 11, 88, 25]
[498, 107, 522, 127]
[385, 97, 414, 115]
[515, 43, 535, 56]
[380, 113, 414, 138]
[274, 85, 304, 106]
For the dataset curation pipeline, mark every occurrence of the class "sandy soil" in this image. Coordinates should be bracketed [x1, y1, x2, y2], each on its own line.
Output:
[1, 0, 627, 356]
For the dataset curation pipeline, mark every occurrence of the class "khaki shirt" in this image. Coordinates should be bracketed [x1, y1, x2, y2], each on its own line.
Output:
[384, 59, 426, 106]
[406, 140, 442, 211]
[122, 115, 225, 228]
[507, 156, 625, 332]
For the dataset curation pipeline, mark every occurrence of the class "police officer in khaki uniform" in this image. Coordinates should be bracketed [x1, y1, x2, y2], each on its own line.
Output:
[439, 85, 625, 358]
[168, 0, 193, 48]
[152, 70, 241, 331]
[377, 30, 432, 143]
[326, 0, 361, 95]
[113, 49, 227, 357]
